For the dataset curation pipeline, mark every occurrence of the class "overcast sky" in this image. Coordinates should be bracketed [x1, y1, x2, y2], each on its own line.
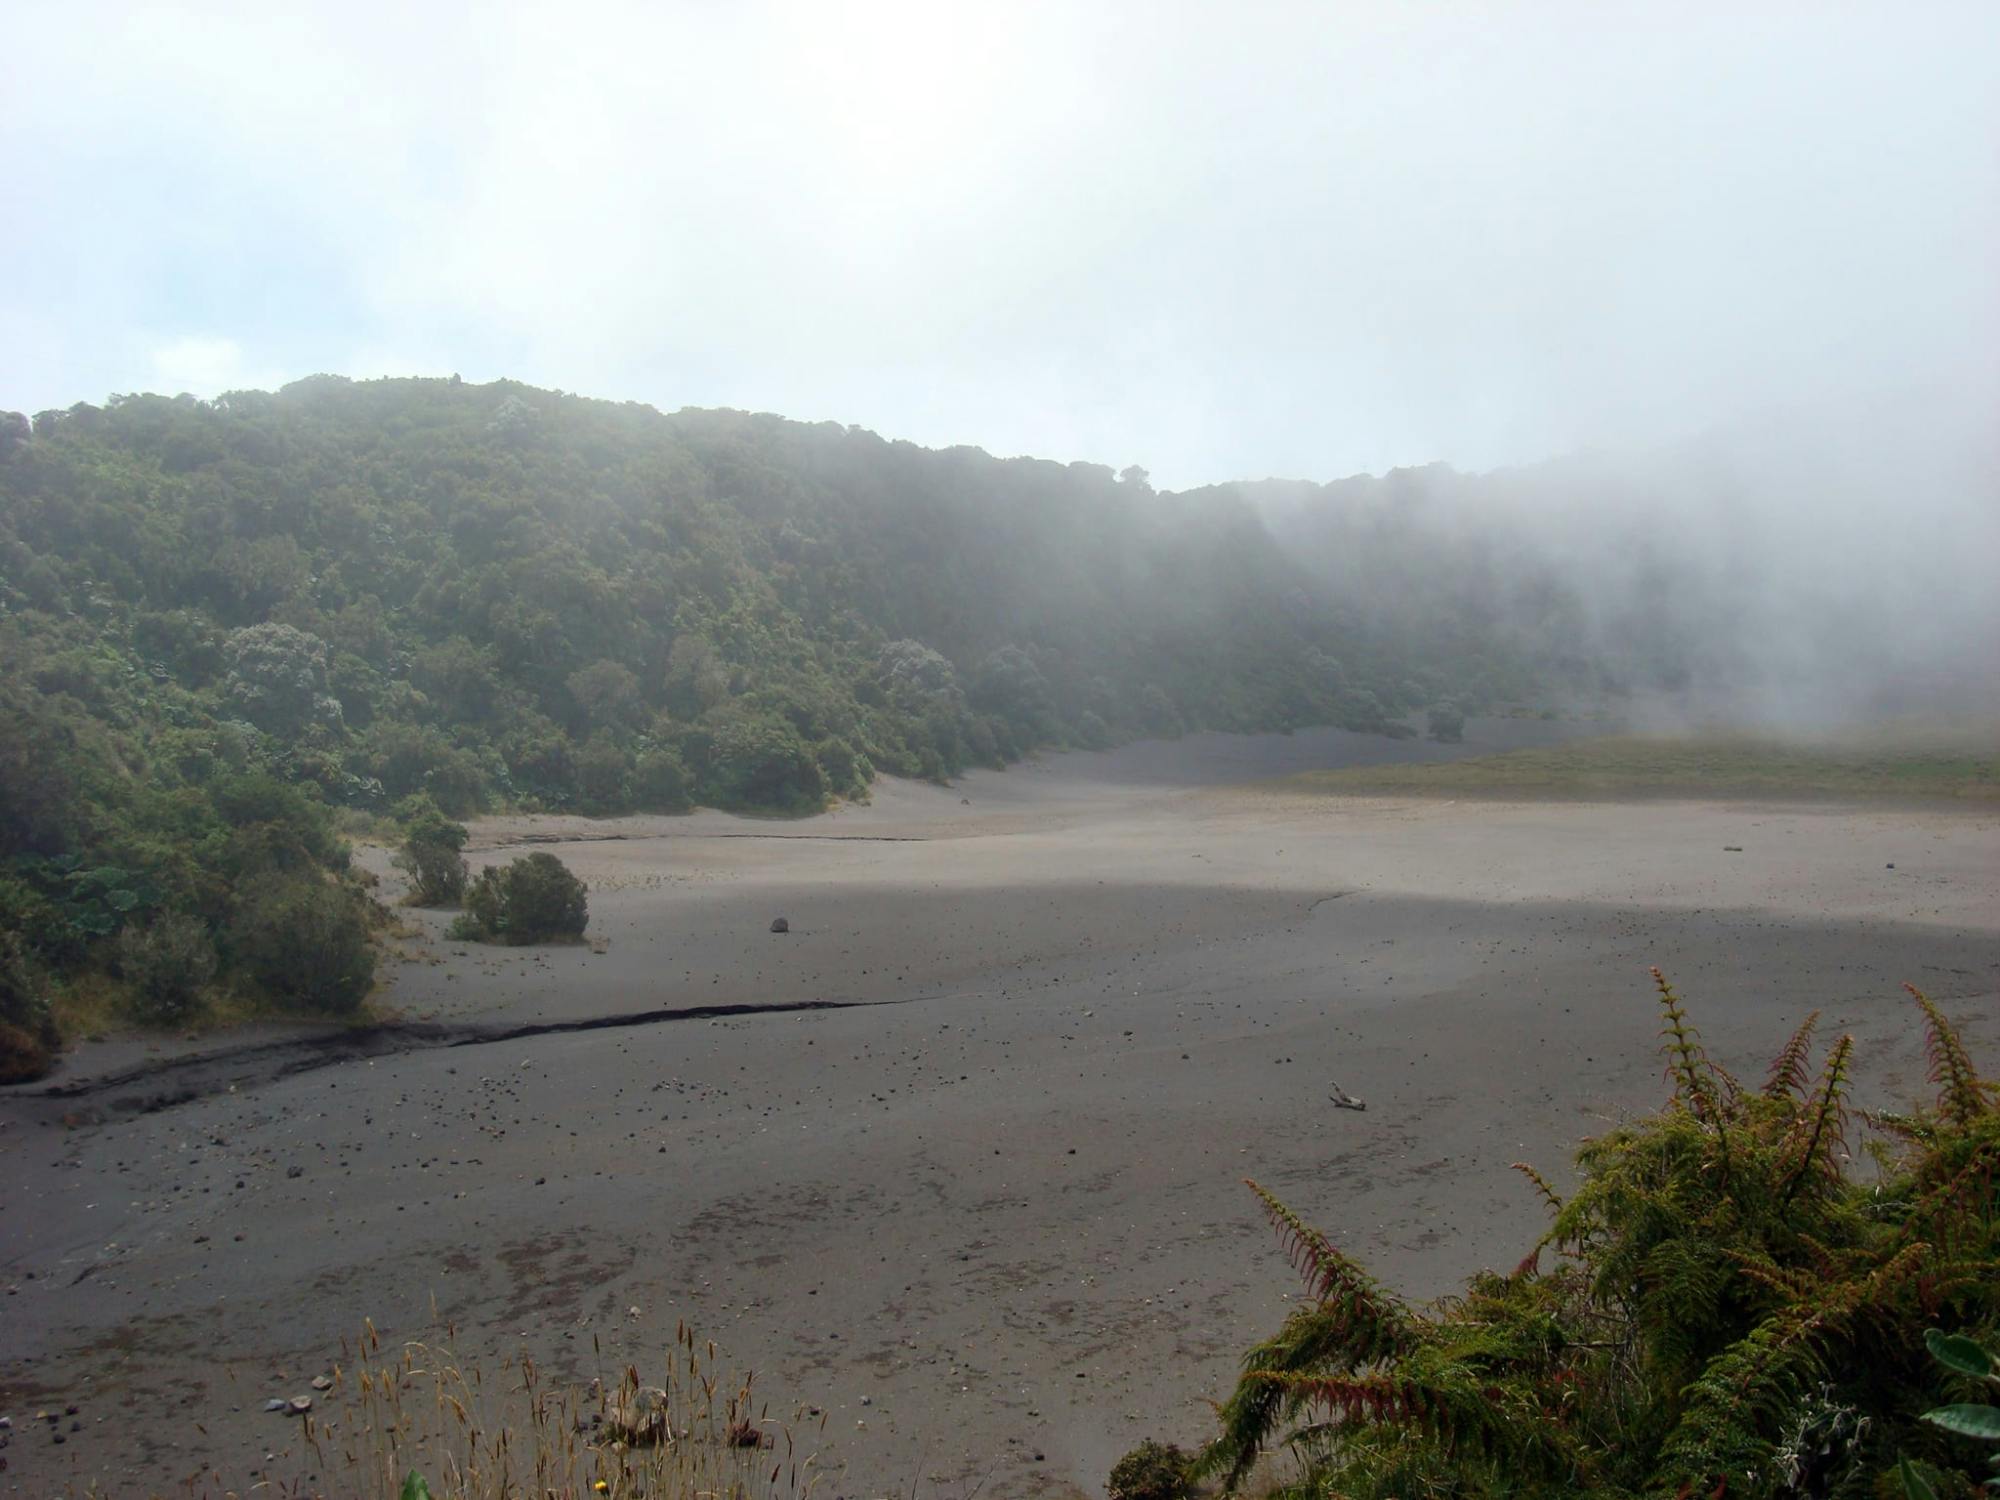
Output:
[4, 1, 1995, 488]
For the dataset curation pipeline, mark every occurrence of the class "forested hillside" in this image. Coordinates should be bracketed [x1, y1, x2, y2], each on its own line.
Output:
[0, 374, 1572, 1074]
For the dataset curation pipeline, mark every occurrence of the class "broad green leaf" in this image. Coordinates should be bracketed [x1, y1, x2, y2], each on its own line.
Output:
[1922, 1403, 2000, 1440]
[400, 1472, 434, 1500]
[1898, 1456, 1940, 1500]
[1926, 1329, 1996, 1379]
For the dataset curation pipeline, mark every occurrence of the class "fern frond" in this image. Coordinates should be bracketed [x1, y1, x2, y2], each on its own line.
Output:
[1780, 1034, 1854, 1206]
[1201, 1298, 1404, 1487]
[1909, 984, 1987, 1128]
[1250, 1368, 1574, 1475]
[1654, 1246, 1924, 1494]
[1201, 1186, 1425, 1487]
[1731, 1252, 1815, 1300]
[1652, 970, 1733, 1182]
[1653, 967, 1710, 1108]
[1892, 1138, 2000, 1256]
[1251, 1371, 1417, 1424]
[1762, 1011, 1820, 1100]
[1245, 1180, 1417, 1359]
[1511, 1161, 1563, 1217]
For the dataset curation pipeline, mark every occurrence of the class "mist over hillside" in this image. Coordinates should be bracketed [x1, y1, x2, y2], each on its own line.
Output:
[1236, 386, 2000, 733]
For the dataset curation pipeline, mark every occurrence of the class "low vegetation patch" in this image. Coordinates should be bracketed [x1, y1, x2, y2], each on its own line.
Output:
[318, 1319, 820, 1499]
[1108, 1439, 1197, 1500]
[394, 798, 471, 908]
[446, 851, 588, 944]
[1272, 731, 2000, 801]
[1174, 973, 2000, 1500]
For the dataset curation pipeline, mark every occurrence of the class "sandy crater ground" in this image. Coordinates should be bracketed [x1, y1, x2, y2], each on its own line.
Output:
[4, 722, 1998, 1498]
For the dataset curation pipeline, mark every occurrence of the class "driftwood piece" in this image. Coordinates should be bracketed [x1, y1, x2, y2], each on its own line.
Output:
[1329, 1082, 1367, 1111]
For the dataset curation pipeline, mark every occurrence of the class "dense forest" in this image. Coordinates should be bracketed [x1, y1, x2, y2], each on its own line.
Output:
[0, 375, 1615, 1074]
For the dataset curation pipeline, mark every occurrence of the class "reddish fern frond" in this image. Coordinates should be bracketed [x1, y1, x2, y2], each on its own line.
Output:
[1511, 1161, 1563, 1217]
[1761, 1012, 1819, 1100]
[1863, 1241, 1932, 1299]
[1248, 1371, 1417, 1426]
[1780, 1035, 1853, 1206]
[1710, 1058, 1745, 1106]
[1731, 1255, 1814, 1300]
[1246, 1180, 1417, 1357]
[1255, 1370, 1568, 1472]
[1909, 984, 1987, 1128]
[1790, 1232, 1869, 1282]
[1891, 1138, 2000, 1252]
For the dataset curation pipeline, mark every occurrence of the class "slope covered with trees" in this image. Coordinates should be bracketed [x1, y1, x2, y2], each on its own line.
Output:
[0, 374, 1554, 1071]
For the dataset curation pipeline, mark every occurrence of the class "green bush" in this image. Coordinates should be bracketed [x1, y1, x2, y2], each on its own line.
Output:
[813, 737, 870, 799]
[1426, 701, 1466, 743]
[0, 929, 57, 1082]
[116, 912, 217, 1022]
[455, 852, 587, 945]
[229, 875, 375, 1014]
[575, 732, 632, 811]
[693, 712, 827, 814]
[630, 745, 693, 812]
[398, 839, 468, 907]
[395, 798, 470, 907]
[1108, 1441, 1194, 1500]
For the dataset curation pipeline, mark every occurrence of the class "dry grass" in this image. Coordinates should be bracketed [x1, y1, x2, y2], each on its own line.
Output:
[49, 970, 390, 1049]
[1265, 731, 2000, 803]
[192, 1319, 824, 1500]
[328, 1319, 827, 1500]
[46, 971, 128, 1043]
[67, 1320, 827, 1500]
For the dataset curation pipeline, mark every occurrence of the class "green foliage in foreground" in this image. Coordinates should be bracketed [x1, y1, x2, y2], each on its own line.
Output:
[1903, 1330, 2000, 1498]
[1275, 733, 2000, 801]
[1198, 974, 2000, 1500]
[449, 851, 588, 945]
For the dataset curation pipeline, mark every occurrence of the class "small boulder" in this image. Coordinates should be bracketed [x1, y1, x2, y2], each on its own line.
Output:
[769, 917, 790, 934]
[604, 1386, 669, 1445]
